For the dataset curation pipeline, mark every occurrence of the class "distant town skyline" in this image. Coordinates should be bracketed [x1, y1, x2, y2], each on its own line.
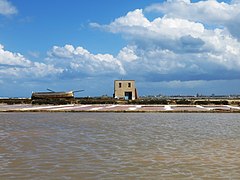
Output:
[0, 0, 240, 98]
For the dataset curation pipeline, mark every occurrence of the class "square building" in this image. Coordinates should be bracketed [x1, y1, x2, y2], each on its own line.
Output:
[114, 80, 137, 100]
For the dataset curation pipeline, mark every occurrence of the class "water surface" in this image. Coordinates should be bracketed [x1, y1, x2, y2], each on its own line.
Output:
[1, 113, 240, 179]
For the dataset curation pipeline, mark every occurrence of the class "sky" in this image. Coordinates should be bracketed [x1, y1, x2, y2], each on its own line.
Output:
[0, 0, 240, 97]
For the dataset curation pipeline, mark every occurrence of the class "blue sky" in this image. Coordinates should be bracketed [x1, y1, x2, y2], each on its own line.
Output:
[0, 0, 239, 97]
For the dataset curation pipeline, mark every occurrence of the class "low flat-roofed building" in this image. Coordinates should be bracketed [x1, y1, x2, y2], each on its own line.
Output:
[114, 80, 137, 100]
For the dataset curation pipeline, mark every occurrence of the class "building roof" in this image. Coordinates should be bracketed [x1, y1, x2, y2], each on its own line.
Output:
[114, 80, 135, 82]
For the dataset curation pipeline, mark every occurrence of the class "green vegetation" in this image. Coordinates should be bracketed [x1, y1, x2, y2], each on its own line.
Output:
[130, 99, 168, 104]
[75, 97, 116, 104]
[194, 100, 229, 105]
[0, 98, 31, 105]
[176, 99, 192, 105]
[0, 97, 239, 106]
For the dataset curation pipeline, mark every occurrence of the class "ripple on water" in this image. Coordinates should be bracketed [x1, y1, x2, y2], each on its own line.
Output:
[0, 112, 240, 179]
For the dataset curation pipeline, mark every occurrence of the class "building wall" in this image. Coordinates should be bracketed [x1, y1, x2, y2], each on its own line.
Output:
[114, 80, 136, 100]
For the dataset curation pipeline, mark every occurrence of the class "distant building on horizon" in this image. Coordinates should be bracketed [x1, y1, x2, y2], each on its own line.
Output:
[113, 80, 137, 100]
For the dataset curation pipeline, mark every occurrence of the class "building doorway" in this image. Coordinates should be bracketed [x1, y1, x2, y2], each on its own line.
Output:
[125, 92, 132, 100]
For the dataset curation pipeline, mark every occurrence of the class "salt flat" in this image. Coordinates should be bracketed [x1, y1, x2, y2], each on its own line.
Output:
[0, 104, 239, 112]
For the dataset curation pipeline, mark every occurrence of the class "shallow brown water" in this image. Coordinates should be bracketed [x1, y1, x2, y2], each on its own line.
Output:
[0, 113, 240, 179]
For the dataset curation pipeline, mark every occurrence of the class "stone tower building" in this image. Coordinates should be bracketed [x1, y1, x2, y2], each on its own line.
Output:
[114, 80, 137, 100]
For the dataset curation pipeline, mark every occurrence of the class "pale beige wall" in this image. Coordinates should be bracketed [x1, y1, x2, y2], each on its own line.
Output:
[114, 80, 136, 100]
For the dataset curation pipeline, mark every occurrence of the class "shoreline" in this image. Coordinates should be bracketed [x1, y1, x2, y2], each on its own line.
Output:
[1, 104, 240, 113]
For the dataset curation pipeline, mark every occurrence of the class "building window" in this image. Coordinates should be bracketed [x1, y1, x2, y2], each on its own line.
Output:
[128, 83, 131, 87]
[119, 83, 122, 88]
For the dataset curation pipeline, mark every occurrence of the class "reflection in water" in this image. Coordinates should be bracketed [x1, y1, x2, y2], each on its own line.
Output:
[0, 113, 240, 179]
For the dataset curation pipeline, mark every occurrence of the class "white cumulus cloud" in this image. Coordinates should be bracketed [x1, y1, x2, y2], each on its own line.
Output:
[0, 0, 17, 16]
[0, 44, 63, 81]
[47, 44, 126, 76]
[91, 6, 240, 82]
[145, 0, 239, 25]
[117, 45, 138, 62]
[145, 0, 240, 39]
